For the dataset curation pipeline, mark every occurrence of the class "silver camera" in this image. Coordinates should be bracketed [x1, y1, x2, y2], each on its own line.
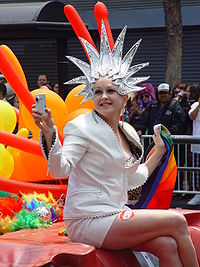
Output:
[35, 93, 46, 117]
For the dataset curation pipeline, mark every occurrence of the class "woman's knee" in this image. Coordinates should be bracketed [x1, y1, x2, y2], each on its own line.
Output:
[153, 237, 183, 266]
[172, 213, 188, 236]
[155, 236, 178, 255]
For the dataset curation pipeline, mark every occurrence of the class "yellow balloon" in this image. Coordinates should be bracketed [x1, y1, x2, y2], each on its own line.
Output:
[65, 85, 94, 114]
[0, 100, 17, 132]
[0, 144, 6, 172]
[21, 88, 68, 139]
[0, 144, 14, 178]
[17, 127, 29, 138]
[6, 127, 29, 155]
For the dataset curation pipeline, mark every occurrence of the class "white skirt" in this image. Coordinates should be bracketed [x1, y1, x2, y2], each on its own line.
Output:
[65, 213, 118, 248]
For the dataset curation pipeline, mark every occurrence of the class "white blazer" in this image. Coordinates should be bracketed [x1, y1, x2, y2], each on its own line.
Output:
[40, 111, 149, 219]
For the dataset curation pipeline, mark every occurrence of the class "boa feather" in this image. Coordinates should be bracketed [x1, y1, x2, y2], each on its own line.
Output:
[0, 191, 64, 234]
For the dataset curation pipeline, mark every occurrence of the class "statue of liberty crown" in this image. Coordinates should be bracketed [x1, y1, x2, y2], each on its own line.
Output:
[65, 21, 150, 103]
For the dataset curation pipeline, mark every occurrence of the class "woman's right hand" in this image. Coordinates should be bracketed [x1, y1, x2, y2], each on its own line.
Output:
[32, 104, 55, 138]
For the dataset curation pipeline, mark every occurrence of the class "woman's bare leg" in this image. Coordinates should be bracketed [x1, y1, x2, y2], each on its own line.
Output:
[102, 209, 199, 267]
[134, 236, 182, 267]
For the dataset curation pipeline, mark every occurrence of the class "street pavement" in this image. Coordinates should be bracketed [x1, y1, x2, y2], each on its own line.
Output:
[171, 194, 200, 210]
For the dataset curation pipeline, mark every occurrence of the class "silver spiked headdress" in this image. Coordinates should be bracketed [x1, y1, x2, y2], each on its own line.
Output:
[65, 21, 150, 103]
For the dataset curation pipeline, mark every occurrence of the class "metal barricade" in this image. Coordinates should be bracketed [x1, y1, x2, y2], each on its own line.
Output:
[140, 135, 200, 195]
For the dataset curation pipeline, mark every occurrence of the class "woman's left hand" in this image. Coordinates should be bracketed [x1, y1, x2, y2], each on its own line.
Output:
[152, 124, 167, 158]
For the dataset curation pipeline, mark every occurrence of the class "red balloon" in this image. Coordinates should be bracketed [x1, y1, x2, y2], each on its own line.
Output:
[0, 176, 67, 198]
[0, 45, 28, 87]
[64, 5, 97, 61]
[0, 45, 64, 144]
[0, 46, 34, 114]
[94, 1, 114, 50]
[0, 130, 43, 157]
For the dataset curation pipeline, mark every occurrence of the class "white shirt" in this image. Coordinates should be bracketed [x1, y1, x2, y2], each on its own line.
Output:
[189, 102, 200, 153]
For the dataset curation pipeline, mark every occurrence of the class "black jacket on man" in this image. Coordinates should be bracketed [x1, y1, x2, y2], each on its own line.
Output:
[135, 99, 186, 135]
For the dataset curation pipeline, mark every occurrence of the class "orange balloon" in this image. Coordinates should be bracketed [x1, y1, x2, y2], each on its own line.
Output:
[10, 150, 27, 181]
[18, 100, 27, 130]
[10, 148, 47, 182]
[65, 84, 94, 114]
[20, 151, 47, 182]
[8, 134, 59, 182]
[21, 88, 68, 139]
[64, 108, 92, 127]
[20, 150, 57, 182]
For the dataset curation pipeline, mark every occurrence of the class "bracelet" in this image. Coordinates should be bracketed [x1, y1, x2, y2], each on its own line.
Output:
[42, 131, 56, 158]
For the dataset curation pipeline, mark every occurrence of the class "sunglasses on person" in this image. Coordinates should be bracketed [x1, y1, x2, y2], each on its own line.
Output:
[141, 94, 150, 99]
[173, 89, 181, 95]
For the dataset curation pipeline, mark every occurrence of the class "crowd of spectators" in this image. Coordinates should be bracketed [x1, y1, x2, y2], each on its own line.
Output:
[124, 81, 200, 205]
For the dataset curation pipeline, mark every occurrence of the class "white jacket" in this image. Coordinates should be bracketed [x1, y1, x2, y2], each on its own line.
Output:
[40, 111, 149, 219]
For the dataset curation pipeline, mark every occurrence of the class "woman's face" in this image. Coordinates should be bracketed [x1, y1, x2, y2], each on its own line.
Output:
[141, 93, 150, 104]
[186, 87, 190, 99]
[53, 83, 59, 94]
[93, 76, 127, 121]
[173, 87, 182, 96]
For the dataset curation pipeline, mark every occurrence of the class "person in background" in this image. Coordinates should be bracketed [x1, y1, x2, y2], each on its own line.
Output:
[173, 83, 192, 134]
[187, 83, 200, 205]
[173, 83, 187, 98]
[128, 93, 143, 128]
[136, 83, 186, 137]
[128, 83, 156, 130]
[13, 95, 19, 109]
[0, 73, 6, 84]
[184, 85, 193, 135]
[52, 82, 59, 94]
[0, 73, 15, 105]
[37, 73, 51, 89]
[136, 83, 187, 189]
[0, 83, 7, 101]
[172, 83, 193, 191]
[5, 82, 16, 106]
[137, 83, 156, 113]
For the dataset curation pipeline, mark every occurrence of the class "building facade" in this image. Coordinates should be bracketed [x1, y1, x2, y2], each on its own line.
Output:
[0, 0, 200, 97]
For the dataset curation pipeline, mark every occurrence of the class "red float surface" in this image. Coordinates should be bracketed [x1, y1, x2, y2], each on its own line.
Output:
[0, 221, 139, 267]
[0, 210, 200, 266]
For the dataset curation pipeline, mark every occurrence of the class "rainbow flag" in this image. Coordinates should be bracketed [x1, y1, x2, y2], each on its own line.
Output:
[133, 126, 177, 209]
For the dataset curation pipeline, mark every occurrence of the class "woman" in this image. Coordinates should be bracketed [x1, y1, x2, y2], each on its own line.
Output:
[128, 83, 155, 128]
[32, 22, 198, 267]
[52, 82, 59, 94]
[138, 83, 156, 112]
[187, 83, 200, 205]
